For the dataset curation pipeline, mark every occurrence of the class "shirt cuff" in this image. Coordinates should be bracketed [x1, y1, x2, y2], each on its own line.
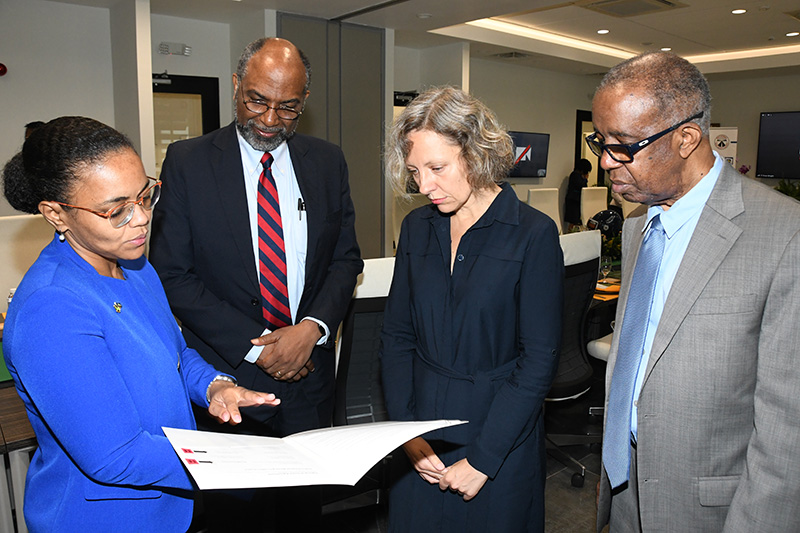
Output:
[302, 317, 329, 345]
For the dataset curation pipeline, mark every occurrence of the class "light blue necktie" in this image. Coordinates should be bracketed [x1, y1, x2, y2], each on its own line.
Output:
[603, 215, 665, 489]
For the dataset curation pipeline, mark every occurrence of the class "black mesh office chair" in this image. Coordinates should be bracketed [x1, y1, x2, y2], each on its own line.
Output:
[545, 230, 602, 487]
[323, 258, 395, 513]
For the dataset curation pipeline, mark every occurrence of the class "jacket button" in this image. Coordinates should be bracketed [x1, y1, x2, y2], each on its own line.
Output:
[250, 298, 259, 306]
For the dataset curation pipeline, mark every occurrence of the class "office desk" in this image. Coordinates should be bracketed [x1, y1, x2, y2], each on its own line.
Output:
[0, 384, 34, 533]
[587, 280, 619, 342]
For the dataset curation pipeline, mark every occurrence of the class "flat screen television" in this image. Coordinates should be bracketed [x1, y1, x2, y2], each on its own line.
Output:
[508, 131, 550, 178]
[755, 111, 800, 180]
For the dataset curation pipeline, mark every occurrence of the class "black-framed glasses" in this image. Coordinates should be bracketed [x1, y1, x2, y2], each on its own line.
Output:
[238, 82, 303, 121]
[586, 110, 704, 163]
[53, 177, 161, 228]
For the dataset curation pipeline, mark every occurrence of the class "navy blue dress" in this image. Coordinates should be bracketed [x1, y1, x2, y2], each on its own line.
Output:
[381, 183, 563, 532]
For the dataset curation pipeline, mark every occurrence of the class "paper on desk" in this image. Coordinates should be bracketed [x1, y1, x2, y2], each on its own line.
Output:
[595, 282, 620, 293]
[594, 293, 618, 302]
[164, 419, 467, 489]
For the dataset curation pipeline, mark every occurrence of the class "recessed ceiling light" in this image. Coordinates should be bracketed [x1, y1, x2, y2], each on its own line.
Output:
[417, 13, 433, 19]
[788, 32, 800, 37]
[731, 9, 746, 15]
[597, 29, 609, 35]
[661, 47, 672, 51]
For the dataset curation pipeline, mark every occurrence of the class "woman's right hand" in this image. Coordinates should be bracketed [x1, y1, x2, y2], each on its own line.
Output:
[207, 382, 280, 425]
[402, 437, 447, 484]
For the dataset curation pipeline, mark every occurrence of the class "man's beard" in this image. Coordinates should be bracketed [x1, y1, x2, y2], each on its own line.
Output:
[235, 112, 295, 152]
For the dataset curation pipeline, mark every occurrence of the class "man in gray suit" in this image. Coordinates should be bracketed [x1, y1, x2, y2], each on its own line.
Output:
[591, 51, 800, 532]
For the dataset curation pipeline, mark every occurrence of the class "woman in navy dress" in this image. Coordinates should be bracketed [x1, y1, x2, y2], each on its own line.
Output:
[381, 87, 564, 532]
[2, 117, 280, 532]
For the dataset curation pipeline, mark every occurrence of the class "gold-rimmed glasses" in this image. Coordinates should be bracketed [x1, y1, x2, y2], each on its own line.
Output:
[238, 82, 303, 121]
[52, 176, 161, 228]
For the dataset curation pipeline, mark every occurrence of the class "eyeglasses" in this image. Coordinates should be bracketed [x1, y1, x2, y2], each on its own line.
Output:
[586, 111, 704, 163]
[238, 82, 303, 121]
[53, 177, 161, 228]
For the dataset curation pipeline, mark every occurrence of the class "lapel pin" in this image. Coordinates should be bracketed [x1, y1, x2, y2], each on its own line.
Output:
[113, 302, 122, 313]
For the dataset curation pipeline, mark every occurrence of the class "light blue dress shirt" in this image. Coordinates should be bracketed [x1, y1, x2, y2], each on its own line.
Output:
[236, 131, 329, 364]
[631, 153, 725, 438]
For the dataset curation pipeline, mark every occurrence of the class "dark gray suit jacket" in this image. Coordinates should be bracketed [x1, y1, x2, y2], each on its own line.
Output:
[598, 163, 800, 532]
[149, 122, 362, 433]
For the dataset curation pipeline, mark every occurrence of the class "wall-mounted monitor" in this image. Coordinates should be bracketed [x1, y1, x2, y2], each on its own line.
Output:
[509, 131, 550, 178]
[755, 111, 800, 180]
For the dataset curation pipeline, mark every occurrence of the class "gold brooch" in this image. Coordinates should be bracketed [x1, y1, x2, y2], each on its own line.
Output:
[113, 302, 122, 313]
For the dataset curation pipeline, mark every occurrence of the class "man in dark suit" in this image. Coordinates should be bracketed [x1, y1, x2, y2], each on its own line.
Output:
[592, 51, 800, 532]
[149, 37, 362, 529]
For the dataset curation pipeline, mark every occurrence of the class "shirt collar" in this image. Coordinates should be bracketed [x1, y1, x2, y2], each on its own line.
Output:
[474, 182, 519, 228]
[645, 152, 724, 238]
[421, 182, 519, 227]
[236, 128, 290, 178]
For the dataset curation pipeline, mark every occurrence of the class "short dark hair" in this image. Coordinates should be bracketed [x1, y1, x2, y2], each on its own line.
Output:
[3, 117, 134, 214]
[236, 37, 311, 93]
[577, 158, 592, 174]
[597, 51, 712, 135]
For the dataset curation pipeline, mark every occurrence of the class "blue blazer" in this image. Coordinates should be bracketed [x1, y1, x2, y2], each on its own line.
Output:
[4, 238, 221, 532]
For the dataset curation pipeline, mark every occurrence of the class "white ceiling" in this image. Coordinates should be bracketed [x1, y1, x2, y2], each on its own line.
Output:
[49, 0, 800, 77]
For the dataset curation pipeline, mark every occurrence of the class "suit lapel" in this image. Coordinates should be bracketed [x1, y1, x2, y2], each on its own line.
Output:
[211, 123, 259, 293]
[643, 165, 744, 381]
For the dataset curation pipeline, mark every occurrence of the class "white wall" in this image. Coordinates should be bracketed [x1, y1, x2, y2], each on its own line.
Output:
[708, 72, 800, 187]
[469, 57, 600, 228]
[151, 14, 234, 127]
[419, 42, 470, 90]
[394, 46, 421, 93]
[0, 0, 115, 216]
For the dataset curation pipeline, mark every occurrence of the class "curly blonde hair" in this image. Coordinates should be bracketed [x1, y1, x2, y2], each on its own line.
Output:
[385, 86, 513, 197]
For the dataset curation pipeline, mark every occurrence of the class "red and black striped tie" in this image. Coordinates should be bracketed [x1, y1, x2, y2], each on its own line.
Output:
[257, 152, 291, 330]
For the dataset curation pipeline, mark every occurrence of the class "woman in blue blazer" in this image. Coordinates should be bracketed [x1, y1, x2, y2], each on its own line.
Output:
[381, 87, 563, 532]
[2, 117, 279, 532]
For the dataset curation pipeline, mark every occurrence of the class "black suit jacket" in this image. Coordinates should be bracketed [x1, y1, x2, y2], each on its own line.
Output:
[149, 122, 362, 432]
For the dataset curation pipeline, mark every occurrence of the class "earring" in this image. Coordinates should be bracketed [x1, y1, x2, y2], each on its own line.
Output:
[58, 232, 66, 242]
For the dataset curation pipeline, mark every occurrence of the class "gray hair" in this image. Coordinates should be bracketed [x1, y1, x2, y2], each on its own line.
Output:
[385, 86, 513, 197]
[235, 37, 311, 92]
[598, 51, 712, 135]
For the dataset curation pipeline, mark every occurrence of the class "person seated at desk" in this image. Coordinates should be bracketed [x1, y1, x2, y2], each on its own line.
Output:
[1, 116, 280, 533]
[564, 158, 592, 231]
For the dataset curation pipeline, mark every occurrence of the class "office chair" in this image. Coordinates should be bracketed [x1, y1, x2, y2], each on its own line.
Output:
[545, 230, 602, 487]
[580, 187, 608, 229]
[586, 332, 613, 417]
[527, 188, 562, 234]
[323, 257, 395, 513]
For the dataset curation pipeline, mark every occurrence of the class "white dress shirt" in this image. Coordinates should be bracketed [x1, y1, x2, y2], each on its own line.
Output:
[236, 131, 328, 363]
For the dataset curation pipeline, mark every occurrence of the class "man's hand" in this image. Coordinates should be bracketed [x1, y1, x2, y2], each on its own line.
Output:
[402, 437, 447, 484]
[207, 382, 280, 424]
[252, 320, 321, 382]
[439, 458, 488, 501]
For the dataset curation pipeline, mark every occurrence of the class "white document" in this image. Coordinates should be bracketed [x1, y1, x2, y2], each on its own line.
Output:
[163, 419, 467, 489]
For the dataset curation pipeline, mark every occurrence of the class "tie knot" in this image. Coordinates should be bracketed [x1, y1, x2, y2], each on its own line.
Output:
[649, 214, 663, 233]
[260, 152, 273, 169]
